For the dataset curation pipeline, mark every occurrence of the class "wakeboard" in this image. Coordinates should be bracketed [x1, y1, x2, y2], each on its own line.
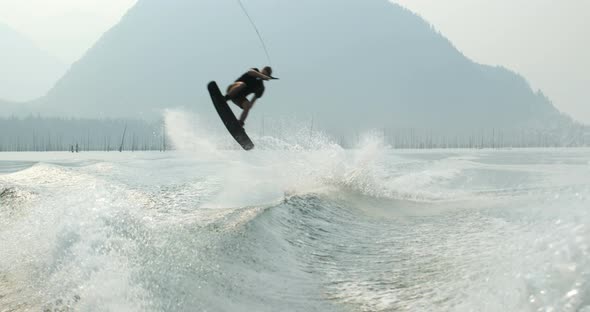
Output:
[207, 81, 254, 150]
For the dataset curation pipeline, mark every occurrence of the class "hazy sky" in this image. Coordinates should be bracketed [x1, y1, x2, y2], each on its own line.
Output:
[0, 0, 137, 63]
[0, 0, 588, 123]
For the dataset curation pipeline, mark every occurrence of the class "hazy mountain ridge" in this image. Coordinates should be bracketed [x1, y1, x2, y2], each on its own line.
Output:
[23, 0, 576, 133]
[0, 23, 66, 102]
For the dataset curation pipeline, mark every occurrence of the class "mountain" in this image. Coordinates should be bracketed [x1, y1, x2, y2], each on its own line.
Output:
[30, 0, 571, 132]
[0, 23, 66, 102]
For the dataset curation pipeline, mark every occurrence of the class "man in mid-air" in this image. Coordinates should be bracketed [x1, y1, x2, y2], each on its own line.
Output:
[225, 66, 276, 127]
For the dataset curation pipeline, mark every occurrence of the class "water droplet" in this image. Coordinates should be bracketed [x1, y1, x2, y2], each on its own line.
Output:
[566, 289, 578, 298]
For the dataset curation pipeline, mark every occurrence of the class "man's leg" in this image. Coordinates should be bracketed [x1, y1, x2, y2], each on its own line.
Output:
[226, 82, 246, 101]
[238, 100, 252, 125]
[231, 97, 248, 110]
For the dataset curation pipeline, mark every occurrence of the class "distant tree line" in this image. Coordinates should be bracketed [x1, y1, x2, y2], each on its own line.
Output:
[335, 126, 590, 149]
[252, 118, 590, 149]
[0, 115, 588, 152]
[0, 115, 167, 152]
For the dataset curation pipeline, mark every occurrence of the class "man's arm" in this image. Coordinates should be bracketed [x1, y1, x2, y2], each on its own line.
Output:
[247, 69, 272, 80]
[250, 95, 260, 106]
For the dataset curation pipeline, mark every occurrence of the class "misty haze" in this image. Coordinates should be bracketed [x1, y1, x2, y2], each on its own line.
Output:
[1, 0, 589, 311]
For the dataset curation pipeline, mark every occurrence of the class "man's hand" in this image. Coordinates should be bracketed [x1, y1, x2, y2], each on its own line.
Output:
[238, 120, 245, 128]
[247, 69, 277, 81]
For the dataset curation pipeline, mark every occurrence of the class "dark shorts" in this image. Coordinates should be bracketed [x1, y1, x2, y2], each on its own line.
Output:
[226, 84, 248, 108]
[227, 83, 252, 98]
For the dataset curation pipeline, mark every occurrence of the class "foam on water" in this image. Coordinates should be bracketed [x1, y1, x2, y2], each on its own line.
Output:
[1, 113, 589, 311]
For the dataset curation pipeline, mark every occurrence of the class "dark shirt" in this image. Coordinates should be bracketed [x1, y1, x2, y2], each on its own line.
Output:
[235, 68, 265, 98]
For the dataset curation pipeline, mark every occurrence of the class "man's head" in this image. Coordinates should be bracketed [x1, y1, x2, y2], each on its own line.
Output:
[262, 66, 272, 77]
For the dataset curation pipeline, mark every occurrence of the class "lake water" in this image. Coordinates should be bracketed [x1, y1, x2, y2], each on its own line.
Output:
[1, 145, 589, 311]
